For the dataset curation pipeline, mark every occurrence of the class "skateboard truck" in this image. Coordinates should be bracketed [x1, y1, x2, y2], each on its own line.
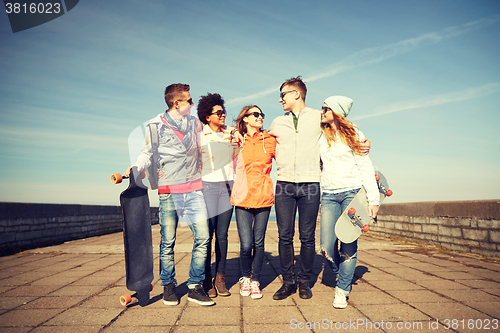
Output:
[347, 207, 370, 232]
[110, 173, 128, 184]
[375, 174, 393, 197]
[110, 171, 146, 185]
[120, 284, 154, 306]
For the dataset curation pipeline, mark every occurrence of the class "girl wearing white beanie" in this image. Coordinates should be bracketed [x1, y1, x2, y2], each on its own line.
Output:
[319, 96, 379, 309]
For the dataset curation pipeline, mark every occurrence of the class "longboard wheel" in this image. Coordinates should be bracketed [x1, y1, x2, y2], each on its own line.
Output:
[375, 174, 380, 181]
[110, 173, 123, 184]
[120, 294, 132, 306]
[348, 207, 356, 215]
[362, 224, 370, 232]
[150, 284, 154, 291]
[385, 190, 393, 197]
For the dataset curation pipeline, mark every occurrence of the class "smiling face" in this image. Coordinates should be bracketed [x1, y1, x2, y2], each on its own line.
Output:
[206, 105, 226, 129]
[279, 84, 298, 112]
[321, 103, 335, 124]
[244, 107, 264, 131]
[176, 91, 194, 116]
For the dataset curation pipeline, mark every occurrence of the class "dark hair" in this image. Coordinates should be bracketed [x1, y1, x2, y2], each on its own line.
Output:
[197, 93, 225, 125]
[164, 83, 190, 108]
[280, 76, 307, 101]
[235, 105, 262, 135]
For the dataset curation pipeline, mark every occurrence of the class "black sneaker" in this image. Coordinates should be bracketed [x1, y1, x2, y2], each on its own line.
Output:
[272, 283, 296, 300]
[163, 283, 179, 306]
[188, 285, 215, 306]
[298, 281, 312, 299]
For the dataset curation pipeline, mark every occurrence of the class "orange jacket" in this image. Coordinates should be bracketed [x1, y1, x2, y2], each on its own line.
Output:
[231, 131, 276, 208]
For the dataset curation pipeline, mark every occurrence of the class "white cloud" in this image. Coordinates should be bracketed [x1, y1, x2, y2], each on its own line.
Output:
[226, 14, 500, 107]
[351, 82, 500, 120]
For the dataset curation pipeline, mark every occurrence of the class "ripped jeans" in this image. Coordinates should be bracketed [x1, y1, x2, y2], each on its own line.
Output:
[320, 189, 360, 292]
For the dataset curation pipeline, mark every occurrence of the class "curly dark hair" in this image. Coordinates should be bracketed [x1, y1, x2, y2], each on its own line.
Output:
[197, 93, 225, 125]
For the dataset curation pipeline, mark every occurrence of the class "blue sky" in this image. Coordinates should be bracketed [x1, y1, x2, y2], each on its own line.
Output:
[0, 0, 499, 207]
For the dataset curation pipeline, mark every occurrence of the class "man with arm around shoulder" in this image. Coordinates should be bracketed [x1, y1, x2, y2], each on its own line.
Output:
[125, 83, 214, 307]
[268, 76, 371, 301]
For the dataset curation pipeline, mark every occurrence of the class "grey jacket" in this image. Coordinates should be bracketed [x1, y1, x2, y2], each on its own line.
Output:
[268, 107, 322, 183]
[134, 113, 203, 188]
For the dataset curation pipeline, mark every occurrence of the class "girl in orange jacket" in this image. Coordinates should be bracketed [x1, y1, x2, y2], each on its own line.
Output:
[231, 105, 276, 299]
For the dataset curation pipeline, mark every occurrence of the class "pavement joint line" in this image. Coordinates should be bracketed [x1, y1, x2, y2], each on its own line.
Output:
[367, 234, 500, 265]
[351, 273, 443, 331]
[27, 253, 127, 331]
[0, 252, 119, 310]
[239, 291, 243, 333]
[357, 256, 497, 327]
[2, 224, 499, 330]
[355, 264, 436, 315]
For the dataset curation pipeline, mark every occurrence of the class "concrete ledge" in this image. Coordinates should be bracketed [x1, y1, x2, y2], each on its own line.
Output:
[0, 202, 159, 256]
[374, 200, 500, 257]
[379, 200, 500, 219]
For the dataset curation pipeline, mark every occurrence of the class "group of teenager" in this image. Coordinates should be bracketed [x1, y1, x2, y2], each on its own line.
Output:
[124, 76, 379, 309]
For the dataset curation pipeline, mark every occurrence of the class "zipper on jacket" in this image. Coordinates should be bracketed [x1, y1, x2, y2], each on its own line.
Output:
[293, 112, 299, 183]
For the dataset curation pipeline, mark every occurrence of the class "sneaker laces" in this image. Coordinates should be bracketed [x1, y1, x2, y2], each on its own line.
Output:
[239, 277, 251, 289]
[250, 281, 260, 293]
[335, 288, 346, 302]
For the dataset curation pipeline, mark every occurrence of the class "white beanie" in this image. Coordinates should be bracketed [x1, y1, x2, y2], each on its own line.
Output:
[324, 96, 353, 118]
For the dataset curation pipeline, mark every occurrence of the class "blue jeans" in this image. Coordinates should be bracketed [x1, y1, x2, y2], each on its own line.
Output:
[320, 189, 360, 291]
[235, 206, 271, 282]
[202, 181, 233, 277]
[158, 191, 209, 287]
[275, 181, 320, 284]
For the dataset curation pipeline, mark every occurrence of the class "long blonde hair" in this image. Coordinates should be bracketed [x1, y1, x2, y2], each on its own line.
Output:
[321, 112, 363, 155]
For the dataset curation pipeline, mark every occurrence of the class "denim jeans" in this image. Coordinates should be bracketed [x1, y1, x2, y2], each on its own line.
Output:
[158, 191, 209, 287]
[275, 181, 320, 284]
[202, 181, 234, 277]
[235, 206, 271, 282]
[320, 188, 360, 291]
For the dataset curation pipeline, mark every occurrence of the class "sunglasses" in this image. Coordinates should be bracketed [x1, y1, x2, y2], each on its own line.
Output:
[321, 106, 333, 114]
[246, 111, 265, 119]
[280, 89, 296, 99]
[177, 98, 194, 105]
[211, 109, 227, 117]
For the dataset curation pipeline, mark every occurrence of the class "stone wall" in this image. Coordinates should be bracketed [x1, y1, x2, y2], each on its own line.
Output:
[0, 202, 159, 256]
[2, 200, 499, 258]
[372, 200, 500, 257]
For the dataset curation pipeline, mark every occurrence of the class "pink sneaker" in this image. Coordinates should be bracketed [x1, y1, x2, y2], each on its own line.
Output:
[250, 281, 263, 299]
[239, 277, 251, 296]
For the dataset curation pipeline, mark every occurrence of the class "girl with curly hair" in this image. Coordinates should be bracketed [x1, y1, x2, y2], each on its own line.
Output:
[197, 93, 239, 298]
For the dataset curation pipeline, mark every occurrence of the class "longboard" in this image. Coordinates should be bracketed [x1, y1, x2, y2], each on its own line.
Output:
[111, 169, 154, 306]
[334, 171, 393, 243]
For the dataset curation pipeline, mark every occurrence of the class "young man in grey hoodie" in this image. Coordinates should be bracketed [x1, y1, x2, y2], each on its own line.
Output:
[125, 83, 214, 307]
[268, 77, 371, 301]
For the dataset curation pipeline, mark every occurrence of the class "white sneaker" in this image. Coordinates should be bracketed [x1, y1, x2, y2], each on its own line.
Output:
[250, 280, 263, 299]
[333, 287, 348, 309]
[239, 277, 251, 297]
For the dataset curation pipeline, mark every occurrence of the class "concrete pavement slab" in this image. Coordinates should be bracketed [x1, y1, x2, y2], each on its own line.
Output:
[0, 222, 498, 332]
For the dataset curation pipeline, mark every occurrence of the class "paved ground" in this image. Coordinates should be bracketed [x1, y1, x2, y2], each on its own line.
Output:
[0, 222, 499, 332]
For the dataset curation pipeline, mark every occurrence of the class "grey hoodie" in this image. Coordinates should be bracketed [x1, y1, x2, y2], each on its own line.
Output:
[134, 113, 203, 189]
